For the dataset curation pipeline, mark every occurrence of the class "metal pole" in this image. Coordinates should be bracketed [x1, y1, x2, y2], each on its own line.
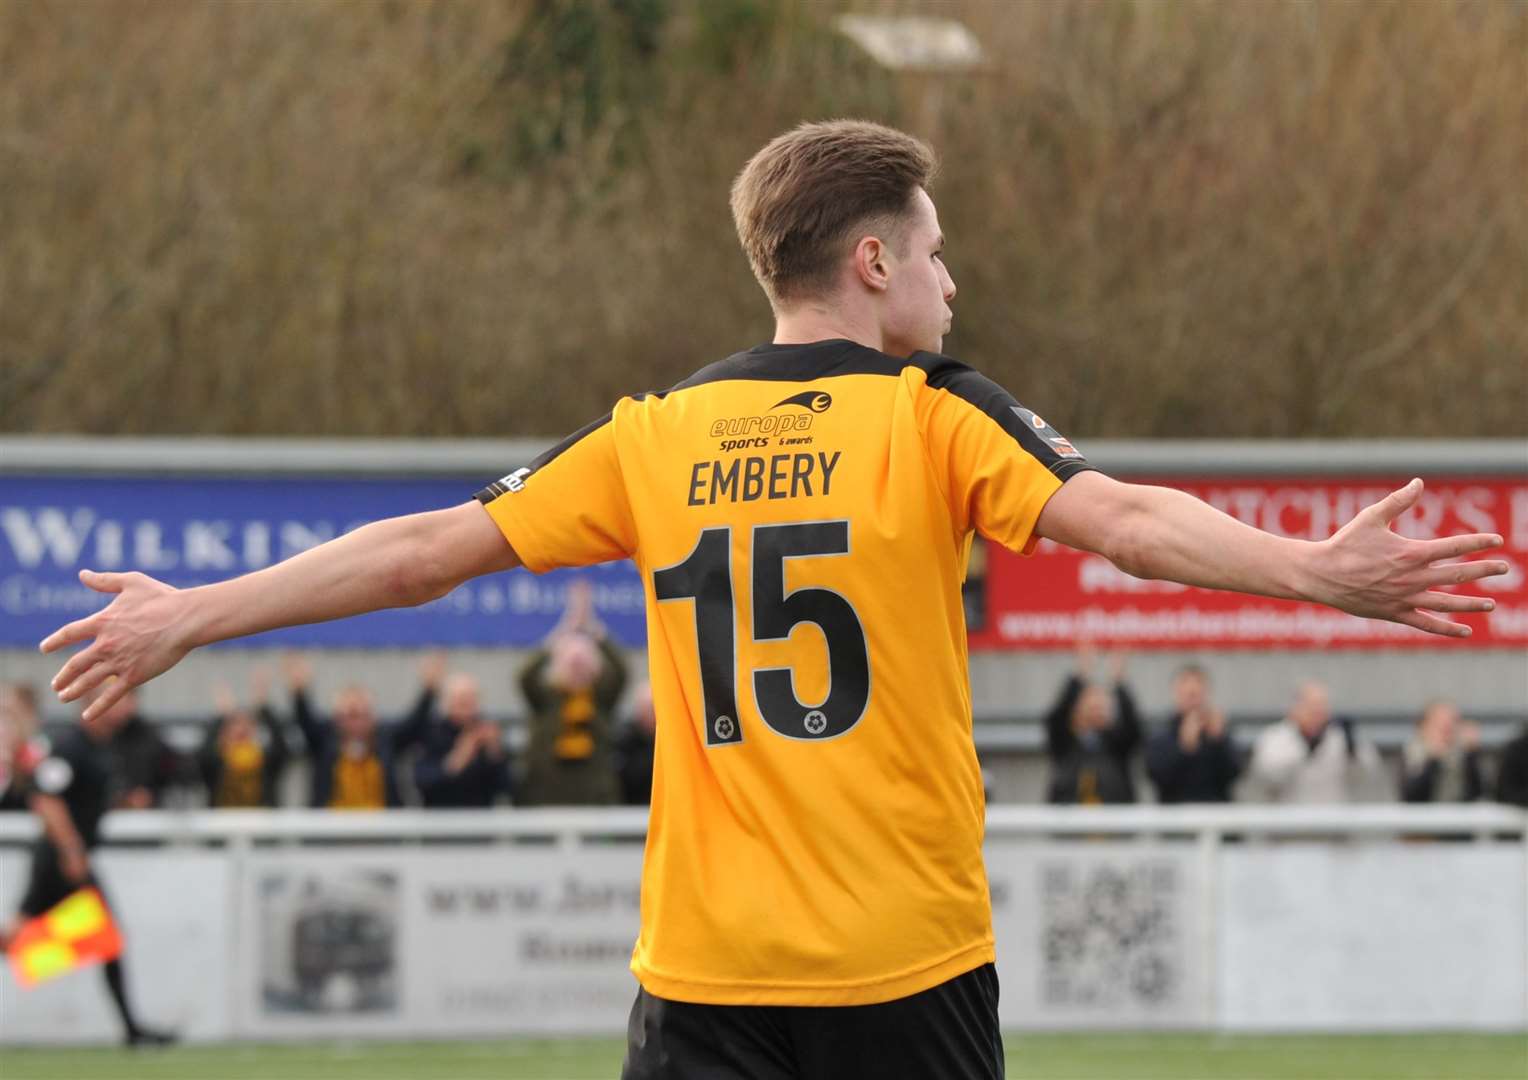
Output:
[1197, 825, 1221, 1031]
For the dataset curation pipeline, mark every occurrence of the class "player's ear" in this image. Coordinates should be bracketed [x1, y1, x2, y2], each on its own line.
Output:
[853, 236, 889, 292]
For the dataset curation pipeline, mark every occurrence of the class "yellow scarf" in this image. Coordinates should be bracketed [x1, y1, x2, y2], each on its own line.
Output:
[554, 690, 596, 760]
[330, 751, 385, 809]
[216, 740, 265, 807]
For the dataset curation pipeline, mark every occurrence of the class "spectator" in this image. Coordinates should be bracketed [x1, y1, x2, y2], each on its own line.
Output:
[518, 582, 628, 806]
[1494, 722, 1528, 806]
[1043, 644, 1141, 805]
[1145, 665, 1241, 803]
[1243, 681, 1383, 803]
[100, 689, 181, 809]
[412, 668, 513, 808]
[1, 683, 47, 813]
[615, 681, 657, 806]
[1399, 700, 1484, 803]
[0, 684, 174, 1045]
[285, 654, 432, 809]
[199, 670, 290, 809]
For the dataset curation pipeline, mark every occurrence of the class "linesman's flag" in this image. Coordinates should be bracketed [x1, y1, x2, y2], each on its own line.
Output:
[6, 888, 123, 987]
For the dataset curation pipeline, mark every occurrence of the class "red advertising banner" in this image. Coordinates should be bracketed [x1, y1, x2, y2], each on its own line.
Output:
[968, 476, 1528, 649]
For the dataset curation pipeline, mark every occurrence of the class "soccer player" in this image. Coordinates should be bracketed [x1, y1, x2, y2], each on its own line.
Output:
[38, 121, 1505, 1078]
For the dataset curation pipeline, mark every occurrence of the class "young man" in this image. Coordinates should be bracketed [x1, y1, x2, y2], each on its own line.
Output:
[39, 121, 1505, 1078]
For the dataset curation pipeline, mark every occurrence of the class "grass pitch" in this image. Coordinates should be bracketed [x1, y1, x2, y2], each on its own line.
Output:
[1, 1033, 1524, 1079]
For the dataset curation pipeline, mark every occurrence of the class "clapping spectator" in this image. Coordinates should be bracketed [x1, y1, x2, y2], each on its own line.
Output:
[1044, 643, 1142, 805]
[199, 670, 290, 809]
[1145, 665, 1241, 803]
[413, 662, 513, 808]
[284, 654, 432, 809]
[518, 581, 628, 806]
[1400, 700, 1484, 803]
[615, 681, 657, 806]
[1244, 681, 1383, 803]
[1494, 723, 1528, 806]
[0, 683, 47, 813]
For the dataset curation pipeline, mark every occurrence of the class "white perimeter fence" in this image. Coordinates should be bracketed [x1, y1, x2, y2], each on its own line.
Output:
[1, 805, 1525, 1043]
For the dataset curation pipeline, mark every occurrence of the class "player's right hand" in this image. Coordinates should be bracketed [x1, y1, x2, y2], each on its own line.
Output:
[39, 570, 193, 725]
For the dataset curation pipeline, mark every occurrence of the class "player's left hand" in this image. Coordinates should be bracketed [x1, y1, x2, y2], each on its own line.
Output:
[39, 570, 194, 724]
[1309, 479, 1507, 637]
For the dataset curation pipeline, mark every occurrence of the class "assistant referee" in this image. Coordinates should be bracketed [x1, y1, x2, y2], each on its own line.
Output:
[0, 686, 174, 1046]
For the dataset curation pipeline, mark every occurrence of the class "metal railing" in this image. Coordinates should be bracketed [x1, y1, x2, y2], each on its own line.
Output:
[1, 803, 1521, 848]
[3, 435, 1525, 477]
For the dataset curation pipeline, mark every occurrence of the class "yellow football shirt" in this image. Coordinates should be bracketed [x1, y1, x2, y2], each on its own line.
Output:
[477, 339, 1092, 1006]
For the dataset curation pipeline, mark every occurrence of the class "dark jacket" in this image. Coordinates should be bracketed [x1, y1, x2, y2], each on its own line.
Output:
[106, 714, 183, 808]
[1145, 714, 1243, 803]
[1400, 746, 1484, 803]
[198, 706, 290, 808]
[614, 723, 656, 806]
[413, 720, 513, 808]
[518, 637, 628, 806]
[291, 688, 432, 808]
[1492, 725, 1528, 807]
[33, 727, 114, 848]
[1044, 676, 1142, 805]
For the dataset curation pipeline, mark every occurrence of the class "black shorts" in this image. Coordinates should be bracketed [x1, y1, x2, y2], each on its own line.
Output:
[622, 963, 1003, 1080]
[17, 841, 105, 919]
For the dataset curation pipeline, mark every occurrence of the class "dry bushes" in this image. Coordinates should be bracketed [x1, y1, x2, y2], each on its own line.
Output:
[0, 0, 1522, 437]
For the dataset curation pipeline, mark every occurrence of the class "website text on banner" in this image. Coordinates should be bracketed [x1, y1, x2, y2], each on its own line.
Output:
[0, 476, 647, 648]
[969, 477, 1528, 649]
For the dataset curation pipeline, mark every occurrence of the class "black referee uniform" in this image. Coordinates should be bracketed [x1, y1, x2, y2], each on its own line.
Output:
[13, 726, 172, 1045]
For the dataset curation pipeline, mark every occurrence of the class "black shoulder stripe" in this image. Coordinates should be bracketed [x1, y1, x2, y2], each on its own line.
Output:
[664, 339, 905, 393]
[474, 411, 613, 504]
[915, 352, 1096, 481]
[477, 342, 899, 503]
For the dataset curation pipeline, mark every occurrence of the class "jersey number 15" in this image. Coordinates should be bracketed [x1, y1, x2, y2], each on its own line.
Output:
[654, 521, 870, 746]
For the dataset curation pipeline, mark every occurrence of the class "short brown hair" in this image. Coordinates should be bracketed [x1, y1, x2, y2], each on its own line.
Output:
[730, 120, 938, 306]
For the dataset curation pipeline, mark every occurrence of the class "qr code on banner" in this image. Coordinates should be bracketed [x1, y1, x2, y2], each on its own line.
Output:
[1039, 859, 1180, 1009]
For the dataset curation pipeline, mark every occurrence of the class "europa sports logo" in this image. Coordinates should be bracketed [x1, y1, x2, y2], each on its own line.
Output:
[708, 390, 834, 441]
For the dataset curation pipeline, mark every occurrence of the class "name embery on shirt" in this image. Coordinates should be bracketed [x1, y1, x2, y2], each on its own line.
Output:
[476, 339, 1092, 1006]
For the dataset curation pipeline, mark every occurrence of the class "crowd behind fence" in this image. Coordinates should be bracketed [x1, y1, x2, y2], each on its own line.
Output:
[4, 643, 1526, 819]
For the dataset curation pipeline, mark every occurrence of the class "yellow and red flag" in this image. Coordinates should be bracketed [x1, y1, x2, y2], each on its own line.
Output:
[6, 888, 123, 987]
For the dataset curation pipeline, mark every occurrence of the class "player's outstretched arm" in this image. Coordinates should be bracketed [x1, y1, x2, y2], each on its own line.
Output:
[1035, 472, 1506, 639]
[41, 502, 520, 723]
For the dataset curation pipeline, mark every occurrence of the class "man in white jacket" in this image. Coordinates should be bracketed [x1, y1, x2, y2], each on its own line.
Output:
[1244, 682, 1384, 803]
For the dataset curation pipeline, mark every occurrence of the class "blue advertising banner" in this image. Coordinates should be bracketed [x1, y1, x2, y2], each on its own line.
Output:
[0, 475, 648, 647]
